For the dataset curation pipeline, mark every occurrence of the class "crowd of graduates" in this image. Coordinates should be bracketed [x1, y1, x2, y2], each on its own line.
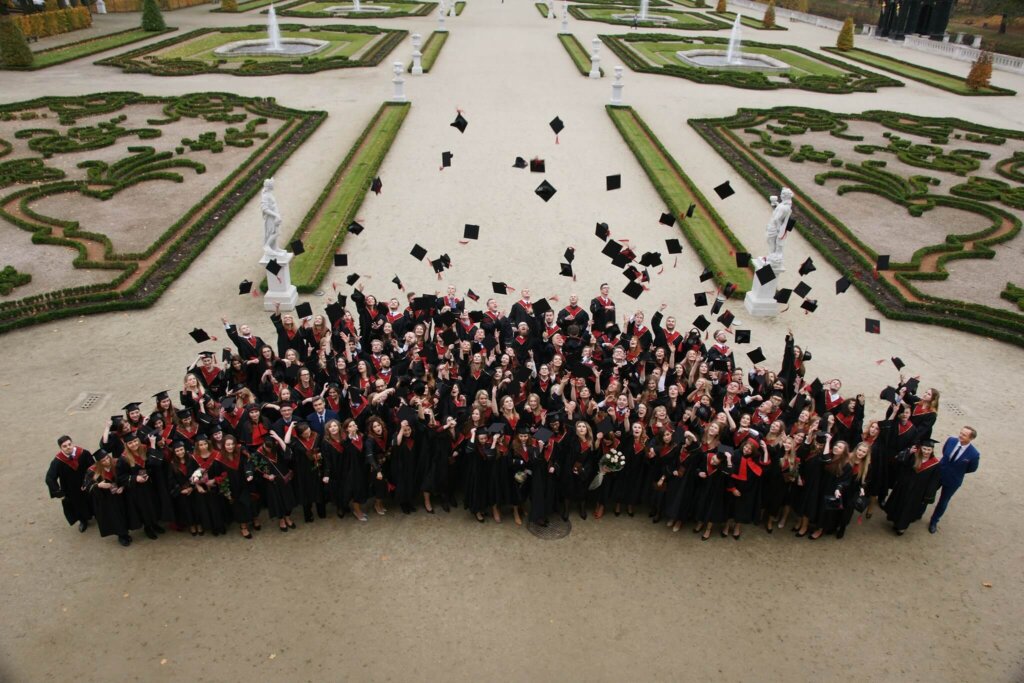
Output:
[46, 283, 959, 547]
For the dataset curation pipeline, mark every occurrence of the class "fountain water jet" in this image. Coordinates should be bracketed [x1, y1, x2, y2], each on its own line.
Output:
[213, 2, 330, 57]
[267, 3, 282, 52]
[725, 13, 741, 64]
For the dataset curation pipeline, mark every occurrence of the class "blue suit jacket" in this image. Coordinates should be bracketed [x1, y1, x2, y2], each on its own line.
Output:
[938, 436, 979, 489]
[307, 409, 340, 435]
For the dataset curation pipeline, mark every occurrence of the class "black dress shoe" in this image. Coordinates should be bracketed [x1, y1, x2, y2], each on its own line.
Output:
[190, 529, 198, 537]
[78, 521, 88, 532]
[145, 527, 158, 540]
[286, 520, 296, 529]
[279, 525, 288, 532]
[928, 522, 938, 534]
[442, 503, 450, 513]
[304, 515, 314, 523]
[627, 511, 634, 517]
[118, 535, 131, 547]
[561, 513, 569, 522]
[651, 515, 661, 524]
[153, 524, 166, 534]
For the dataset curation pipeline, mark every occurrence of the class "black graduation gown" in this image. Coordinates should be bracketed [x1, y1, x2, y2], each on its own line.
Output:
[188, 454, 227, 534]
[166, 459, 198, 527]
[254, 450, 295, 519]
[663, 444, 701, 523]
[864, 438, 889, 498]
[462, 441, 494, 514]
[144, 448, 176, 523]
[422, 427, 457, 496]
[884, 454, 941, 532]
[693, 448, 733, 524]
[390, 432, 423, 507]
[758, 443, 786, 519]
[560, 438, 597, 503]
[910, 406, 937, 442]
[209, 454, 255, 524]
[87, 468, 129, 538]
[726, 454, 764, 524]
[883, 420, 920, 492]
[116, 453, 160, 532]
[794, 444, 825, 520]
[45, 448, 94, 525]
[289, 436, 327, 510]
[814, 463, 853, 531]
[366, 435, 391, 501]
[610, 436, 646, 506]
[345, 436, 370, 505]
[322, 437, 349, 510]
[527, 440, 560, 523]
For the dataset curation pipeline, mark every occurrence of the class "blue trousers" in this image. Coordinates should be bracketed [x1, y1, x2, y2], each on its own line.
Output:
[929, 484, 960, 525]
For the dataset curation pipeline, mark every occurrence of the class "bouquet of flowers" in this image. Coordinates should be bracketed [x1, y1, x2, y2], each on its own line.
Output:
[514, 469, 530, 485]
[218, 477, 232, 502]
[600, 449, 626, 473]
[189, 468, 205, 485]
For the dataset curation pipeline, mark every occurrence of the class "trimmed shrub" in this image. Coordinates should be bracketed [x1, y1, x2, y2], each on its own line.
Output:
[763, 0, 775, 28]
[0, 16, 33, 69]
[837, 16, 854, 50]
[141, 0, 166, 31]
[221, 0, 238, 11]
[966, 50, 993, 91]
[715, 0, 725, 12]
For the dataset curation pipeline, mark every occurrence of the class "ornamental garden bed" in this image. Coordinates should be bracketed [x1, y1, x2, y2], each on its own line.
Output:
[212, 0, 277, 12]
[709, 10, 786, 30]
[0, 92, 323, 334]
[3, 28, 177, 71]
[690, 106, 1024, 346]
[601, 33, 902, 93]
[558, 33, 603, 76]
[95, 24, 406, 76]
[407, 30, 448, 73]
[273, 0, 436, 18]
[569, 5, 730, 28]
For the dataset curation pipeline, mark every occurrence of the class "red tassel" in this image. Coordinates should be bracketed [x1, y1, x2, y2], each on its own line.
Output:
[550, 295, 560, 302]
[657, 266, 664, 275]
[251, 290, 260, 298]
[875, 359, 885, 365]
[673, 257, 678, 268]
[458, 240, 469, 245]
[555, 135, 559, 145]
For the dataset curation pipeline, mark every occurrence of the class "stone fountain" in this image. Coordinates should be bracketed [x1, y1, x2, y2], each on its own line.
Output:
[676, 14, 789, 71]
[214, 4, 329, 57]
[325, 0, 391, 14]
[613, 0, 676, 24]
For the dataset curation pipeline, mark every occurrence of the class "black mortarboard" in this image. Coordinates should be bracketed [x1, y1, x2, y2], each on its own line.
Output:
[290, 240, 305, 255]
[601, 240, 622, 259]
[535, 180, 557, 202]
[710, 358, 730, 372]
[693, 291, 708, 307]
[441, 151, 453, 168]
[487, 422, 506, 435]
[865, 318, 881, 334]
[325, 302, 343, 321]
[469, 310, 486, 323]
[450, 112, 468, 133]
[734, 329, 750, 344]
[152, 390, 169, 401]
[809, 378, 823, 395]
[699, 267, 714, 282]
[371, 176, 382, 195]
[466, 289, 479, 302]
[905, 377, 920, 395]
[558, 248, 573, 265]
[735, 252, 751, 268]
[798, 257, 816, 276]
[774, 288, 792, 304]
[556, 262, 571, 277]
[692, 314, 710, 331]
[436, 310, 456, 327]
[430, 258, 446, 274]
[713, 181, 734, 200]
[595, 222, 610, 241]
[794, 281, 812, 298]
[686, 203, 696, 218]
[801, 299, 818, 313]
[723, 283, 738, 298]
[189, 328, 210, 343]
[198, 350, 215, 359]
[880, 386, 898, 403]
[122, 402, 141, 412]
[549, 116, 564, 135]
[410, 244, 428, 261]
[666, 238, 683, 254]
[238, 279, 253, 295]
[750, 264, 772, 287]
[891, 356, 905, 370]
[623, 281, 643, 299]
[392, 275, 403, 289]
[221, 397, 236, 412]
[710, 297, 723, 316]
[623, 266, 641, 282]
[534, 427, 554, 443]
[717, 310, 735, 328]
[334, 253, 348, 267]
[265, 259, 281, 276]
[413, 294, 434, 311]
[876, 254, 890, 271]
[533, 298, 552, 316]
[346, 273, 360, 286]
[604, 323, 621, 339]
[606, 174, 621, 191]
[746, 347, 766, 364]
[611, 252, 631, 269]
[513, 156, 527, 169]
[463, 224, 480, 240]
[176, 408, 192, 419]
[660, 212, 675, 227]
[440, 329, 459, 346]
[835, 276, 851, 294]
[786, 216, 796, 232]
[492, 282, 510, 295]
[295, 302, 313, 319]
[640, 252, 662, 268]
[530, 158, 545, 173]
[347, 221, 364, 235]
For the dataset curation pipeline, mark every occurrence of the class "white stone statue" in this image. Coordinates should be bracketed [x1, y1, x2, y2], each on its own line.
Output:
[261, 178, 286, 257]
[765, 187, 792, 272]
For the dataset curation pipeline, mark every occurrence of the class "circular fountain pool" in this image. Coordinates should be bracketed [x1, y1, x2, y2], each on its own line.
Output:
[325, 3, 390, 11]
[611, 12, 676, 22]
[675, 49, 789, 72]
[213, 38, 330, 57]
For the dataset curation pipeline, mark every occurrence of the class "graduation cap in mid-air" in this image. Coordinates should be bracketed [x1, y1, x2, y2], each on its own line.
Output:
[876, 254, 891, 271]
[549, 116, 564, 141]
[325, 301, 343, 321]
[392, 275, 404, 289]
[639, 252, 662, 268]
[463, 224, 480, 240]
[347, 221, 364, 235]
[734, 329, 751, 344]
[623, 265, 641, 282]
[441, 151, 453, 168]
[686, 203, 696, 218]
[699, 267, 714, 282]
[450, 112, 468, 133]
[692, 314, 711, 331]
[560, 263, 574, 278]
[735, 252, 751, 268]
[290, 240, 305, 255]
[693, 291, 708, 307]
[746, 347, 766, 364]
[535, 180, 557, 202]
[666, 238, 683, 255]
[530, 158, 545, 173]
[601, 240, 623, 259]
[533, 298, 552, 316]
[717, 310, 735, 328]
[334, 253, 348, 267]
[492, 282, 512, 295]
[265, 259, 282, 276]
[410, 244, 428, 261]
[466, 289, 479, 302]
[371, 177, 383, 195]
[891, 356, 905, 371]
[835, 276, 851, 294]
[774, 288, 792, 304]
[346, 273, 360, 286]
[622, 280, 644, 300]
[606, 174, 621, 191]
[295, 302, 313, 319]
[755, 263, 776, 285]
[801, 299, 818, 313]
[865, 318, 881, 334]
[513, 156, 527, 169]
[713, 181, 734, 200]
[799, 257, 816, 276]
[238, 279, 253, 295]
[595, 222, 610, 241]
[660, 212, 675, 227]
[430, 258, 446, 274]
[794, 281, 812, 299]
[189, 328, 210, 343]
[563, 247, 575, 263]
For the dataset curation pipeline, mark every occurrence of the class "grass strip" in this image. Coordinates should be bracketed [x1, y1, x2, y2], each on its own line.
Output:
[821, 46, 1016, 96]
[4, 27, 176, 70]
[557, 33, 602, 76]
[710, 10, 786, 30]
[417, 30, 447, 72]
[455, 1, 465, 14]
[535, 2, 552, 16]
[606, 105, 751, 294]
[211, 0, 276, 11]
[285, 102, 410, 291]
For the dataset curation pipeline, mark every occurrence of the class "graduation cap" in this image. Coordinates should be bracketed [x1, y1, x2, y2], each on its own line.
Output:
[693, 291, 708, 307]
[413, 294, 435, 311]
[891, 356, 905, 371]
[198, 350, 216, 359]
[530, 158, 545, 173]
[879, 386, 898, 403]
[441, 151, 454, 168]
[450, 112, 468, 133]
[601, 239, 623, 259]
[666, 238, 683, 255]
[659, 212, 675, 227]
[152, 390, 169, 401]
[333, 253, 348, 267]
[798, 257, 816, 276]
[533, 298, 552, 316]
[746, 347, 765, 364]
[238, 279, 253, 295]
[486, 422, 506, 435]
[835, 276, 851, 294]
[430, 258, 446, 274]
[535, 180, 557, 202]
[606, 174, 621, 191]
[265, 259, 282, 276]
[734, 329, 750, 344]
[468, 310, 486, 324]
[801, 299, 818, 313]
[346, 273, 360, 286]
[189, 328, 210, 343]
[440, 328, 459, 346]
[735, 252, 751, 268]
[865, 318, 881, 334]
[809, 378, 823, 396]
[640, 252, 662, 268]
[371, 177, 382, 195]
[611, 252, 631, 269]
[686, 203, 696, 218]
[347, 221, 365, 235]
[699, 267, 714, 282]
[435, 310, 457, 327]
[534, 427, 554, 443]
[466, 289, 479, 302]
[492, 282, 511, 295]
[692, 314, 711, 331]
[723, 283, 738, 298]
[905, 377, 920, 395]
[755, 263, 776, 285]
[774, 288, 792, 304]
[563, 247, 575, 263]
[325, 301, 343, 321]
[290, 240, 305, 255]
[295, 302, 313, 319]
[549, 116, 564, 137]
[876, 254, 890, 271]
[560, 262, 574, 278]
[595, 222, 610, 241]
[463, 224, 479, 240]
[717, 310, 735, 328]
[713, 181, 734, 200]
[513, 156, 527, 169]
[604, 323, 622, 339]
[794, 281, 812, 299]
[623, 281, 644, 300]
[122, 402, 142, 413]
[392, 275, 403, 289]
[623, 265, 641, 281]
[410, 244, 428, 261]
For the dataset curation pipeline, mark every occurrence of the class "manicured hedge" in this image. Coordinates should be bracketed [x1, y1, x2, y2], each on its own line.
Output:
[12, 7, 92, 40]
[3, 27, 178, 71]
[569, 5, 731, 29]
[274, 0, 437, 18]
[557, 33, 602, 76]
[416, 30, 447, 73]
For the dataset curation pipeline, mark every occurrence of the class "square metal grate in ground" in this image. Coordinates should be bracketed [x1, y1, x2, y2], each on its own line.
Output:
[65, 392, 110, 414]
[528, 517, 572, 540]
[945, 402, 966, 417]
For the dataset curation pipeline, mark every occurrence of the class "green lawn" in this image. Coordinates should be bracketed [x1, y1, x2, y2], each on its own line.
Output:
[822, 46, 1016, 95]
[277, 0, 430, 15]
[157, 29, 374, 63]
[455, 1, 465, 14]
[211, 0, 275, 11]
[577, 6, 724, 27]
[535, 2, 552, 16]
[287, 103, 410, 291]
[606, 105, 751, 294]
[711, 10, 786, 30]
[633, 40, 843, 77]
[558, 33, 602, 76]
[412, 30, 447, 72]
[10, 28, 176, 70]
[669, 0, 707, 7]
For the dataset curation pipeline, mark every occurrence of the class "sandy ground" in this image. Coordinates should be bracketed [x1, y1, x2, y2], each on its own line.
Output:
[1, 3, 1024, 682]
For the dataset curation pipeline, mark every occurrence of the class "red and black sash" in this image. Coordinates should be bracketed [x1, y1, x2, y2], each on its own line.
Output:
[732, 455, 762, 481]
[55, 447, 82, 471]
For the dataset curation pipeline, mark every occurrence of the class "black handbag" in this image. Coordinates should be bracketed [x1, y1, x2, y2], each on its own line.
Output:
[853, 494, 868, 512]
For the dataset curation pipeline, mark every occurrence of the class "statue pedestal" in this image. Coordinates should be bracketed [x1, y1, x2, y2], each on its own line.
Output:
[743, 257, 779, 317]
[95, 0, 107, 12]
[260, 251, 298, 312]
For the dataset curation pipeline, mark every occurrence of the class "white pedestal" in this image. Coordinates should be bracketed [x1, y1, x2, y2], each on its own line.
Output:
[95, 0, 107, 12]
[610, 65, 623, 103]
[260, 251, 298, 311]
[743, 257, 779, 317]
[438, 8, 447, 31]
[589, 37, 601, 78]
[391, 61, 406, 102]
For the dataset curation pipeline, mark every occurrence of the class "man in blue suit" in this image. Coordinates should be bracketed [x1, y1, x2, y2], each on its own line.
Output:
[307, 396, 339, 436]
[929, 426, 980, 534]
